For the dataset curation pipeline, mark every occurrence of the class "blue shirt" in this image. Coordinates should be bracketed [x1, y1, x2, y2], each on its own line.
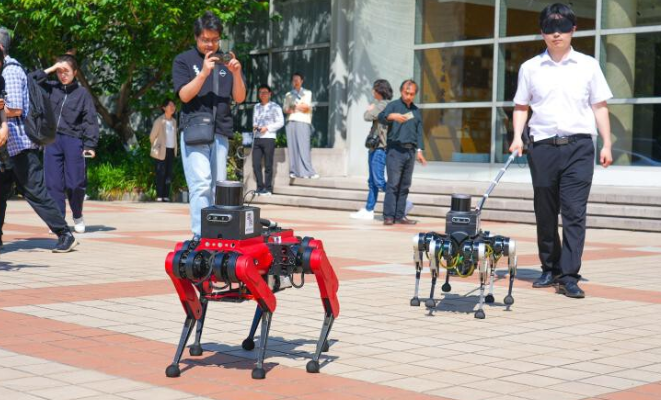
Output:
[2, 56, 37, 157]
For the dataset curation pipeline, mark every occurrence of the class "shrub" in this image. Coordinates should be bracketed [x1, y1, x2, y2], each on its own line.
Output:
[86, 132, 243, 201]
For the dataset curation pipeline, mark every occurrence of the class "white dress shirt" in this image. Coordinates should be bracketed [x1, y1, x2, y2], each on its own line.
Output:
[513, 48, 613, 141]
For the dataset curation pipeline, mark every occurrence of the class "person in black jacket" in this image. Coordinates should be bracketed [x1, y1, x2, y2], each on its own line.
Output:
[30, 54, 99, 234]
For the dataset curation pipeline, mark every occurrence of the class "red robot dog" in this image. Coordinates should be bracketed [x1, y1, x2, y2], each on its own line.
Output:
[164, 182, 340, 379]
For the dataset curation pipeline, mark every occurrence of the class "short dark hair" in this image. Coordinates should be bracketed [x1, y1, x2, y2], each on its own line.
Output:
[372, 79, 393, 100]
[258, 84, 272, 93]
[194, 11, 223, 37]
[400, 79, 418, 93]
[291, 72, 304, 81]
[161, 98, 174, 108]
[539, 3, 576, 29]
[56, 54, 79, 72]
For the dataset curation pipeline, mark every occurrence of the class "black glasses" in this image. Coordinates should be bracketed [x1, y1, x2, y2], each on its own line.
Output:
[541, 17, 574, 34]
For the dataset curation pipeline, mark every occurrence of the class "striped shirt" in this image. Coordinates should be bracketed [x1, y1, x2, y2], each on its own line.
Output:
[2, 56, 36, 156]
[252, 101, 284, 140]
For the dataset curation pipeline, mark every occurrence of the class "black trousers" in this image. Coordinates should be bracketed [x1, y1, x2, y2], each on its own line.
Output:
[384, 146, 415, 220]
[527, 136, 594, 284]
[252, 138, 276, 192]
[155, 148, 175, 198]
[0, 167, 16, 239]
[7, 150, 70, 235]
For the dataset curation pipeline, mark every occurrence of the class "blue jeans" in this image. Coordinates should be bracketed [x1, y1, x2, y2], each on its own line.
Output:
[366, 149, 386, 211]
[181, 134, 229, 237]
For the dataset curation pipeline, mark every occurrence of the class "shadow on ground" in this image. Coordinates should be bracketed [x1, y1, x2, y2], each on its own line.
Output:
[175, 336, 338, 376]
[0, 260, 50, 272]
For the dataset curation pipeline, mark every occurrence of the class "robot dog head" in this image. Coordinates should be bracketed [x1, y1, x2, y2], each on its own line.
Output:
[201, 182, 262, 240]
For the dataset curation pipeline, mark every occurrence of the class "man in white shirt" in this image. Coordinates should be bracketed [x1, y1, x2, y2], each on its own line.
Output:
[509, 3, 613, 299]
[252, 84, 284, 196]
[283, 72, 318, 179]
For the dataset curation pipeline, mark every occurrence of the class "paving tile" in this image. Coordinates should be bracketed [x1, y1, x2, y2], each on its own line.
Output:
[515, 387, 585, 400]
[30, 385, 102, 400]
[580, 375, 647, 390]
[382, 376, 452, 392]
[427, 385, 499, 400]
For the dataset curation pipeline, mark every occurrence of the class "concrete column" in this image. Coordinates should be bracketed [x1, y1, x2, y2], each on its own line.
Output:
[328, 0, 352, 150]
[345, 0, 415, 176]
[604, 0, 637, 165]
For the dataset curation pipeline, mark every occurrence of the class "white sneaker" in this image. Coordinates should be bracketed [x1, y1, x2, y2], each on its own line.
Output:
[289, 173, 297, 178]
[405, 200, 414, 215]
[73, 217, 86, 234]
[261, 191, 272, 196]
[156, 197, 163, 202]
[309, 174, 320, 179]
[350, 208, 374, 220]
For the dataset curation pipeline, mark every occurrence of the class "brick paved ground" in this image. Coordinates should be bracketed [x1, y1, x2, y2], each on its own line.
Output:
[1, 199, 661, 400]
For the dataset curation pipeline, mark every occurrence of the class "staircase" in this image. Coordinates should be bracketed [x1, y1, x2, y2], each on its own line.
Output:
[251, 177, 661, 232]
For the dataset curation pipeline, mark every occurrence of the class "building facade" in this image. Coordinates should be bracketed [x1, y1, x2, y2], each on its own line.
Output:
[234, 0, 661, 187]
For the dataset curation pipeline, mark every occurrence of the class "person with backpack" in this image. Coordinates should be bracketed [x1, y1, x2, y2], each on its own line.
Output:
[0, 27, 78, 252]
[30, 54, 100, 233]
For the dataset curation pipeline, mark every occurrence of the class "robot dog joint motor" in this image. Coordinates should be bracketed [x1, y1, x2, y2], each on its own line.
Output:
[410, 152, 519, 319]
[165, 182, 340, 379]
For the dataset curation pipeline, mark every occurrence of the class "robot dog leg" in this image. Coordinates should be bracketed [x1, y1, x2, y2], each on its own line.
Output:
[304, 241, 340, 372]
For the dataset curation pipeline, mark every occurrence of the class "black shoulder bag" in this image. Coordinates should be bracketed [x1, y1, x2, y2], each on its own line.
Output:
[364, 122, 380, 150]
[183, 66, 218, 145]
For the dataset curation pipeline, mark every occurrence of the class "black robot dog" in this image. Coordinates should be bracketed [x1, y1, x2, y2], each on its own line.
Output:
[410, 152, 519, 319]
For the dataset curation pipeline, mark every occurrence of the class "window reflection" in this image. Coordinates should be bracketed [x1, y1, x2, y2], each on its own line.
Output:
[416, 0, 494, 44]
[603, 32, 661, 98]
[417, 45, 493, 103]
[503, 0, 596, 37]
[422, 108, 492, 162]
[602, 0, 661, 29]
[606, 104, 661, 166]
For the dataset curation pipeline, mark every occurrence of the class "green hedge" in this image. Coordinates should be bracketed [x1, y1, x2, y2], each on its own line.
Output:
[86, 133, 243, 201]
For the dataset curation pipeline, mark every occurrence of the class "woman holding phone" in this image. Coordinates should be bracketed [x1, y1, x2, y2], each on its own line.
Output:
[30, 54, 99, 234]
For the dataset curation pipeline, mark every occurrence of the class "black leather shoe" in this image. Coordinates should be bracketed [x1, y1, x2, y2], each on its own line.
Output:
[53, 231, 78, 253]
[558, 282, 585, 298]
[395, 217, 418, 225]
[383, 218, 394, 226]
[532, 271, 558, 288]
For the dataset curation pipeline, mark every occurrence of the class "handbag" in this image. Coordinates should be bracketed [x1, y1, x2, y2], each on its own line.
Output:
[183, 65, 219, 145]
[365, 133, 380, 150]
[364, 121, 381, 150]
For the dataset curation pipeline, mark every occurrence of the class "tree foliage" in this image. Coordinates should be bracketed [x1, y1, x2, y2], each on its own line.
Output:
[0, 0, 269, 141]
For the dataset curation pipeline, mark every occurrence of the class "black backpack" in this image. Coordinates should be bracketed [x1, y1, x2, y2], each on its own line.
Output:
[3, 61, 57, 146]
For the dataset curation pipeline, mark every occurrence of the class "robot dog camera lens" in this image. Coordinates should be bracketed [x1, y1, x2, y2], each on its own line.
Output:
[450, 194, 471, 212]
[215, 181, 243, 208]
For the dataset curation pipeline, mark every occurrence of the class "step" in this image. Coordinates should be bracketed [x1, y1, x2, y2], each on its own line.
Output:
[267, 182, 661, 221]
[250, 177, 661, 232]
